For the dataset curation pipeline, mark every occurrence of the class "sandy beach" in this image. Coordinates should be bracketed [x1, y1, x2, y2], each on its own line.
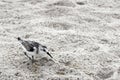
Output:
[0, 0, 120, 80]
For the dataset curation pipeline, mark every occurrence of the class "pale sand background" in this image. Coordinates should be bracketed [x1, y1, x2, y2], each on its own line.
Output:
[0, 0, 120, 80]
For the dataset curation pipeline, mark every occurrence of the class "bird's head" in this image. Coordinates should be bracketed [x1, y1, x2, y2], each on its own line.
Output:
[17, 37, 21, 41]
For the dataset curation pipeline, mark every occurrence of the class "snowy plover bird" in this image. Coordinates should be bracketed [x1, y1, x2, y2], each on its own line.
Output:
[17, 37, 53, 63]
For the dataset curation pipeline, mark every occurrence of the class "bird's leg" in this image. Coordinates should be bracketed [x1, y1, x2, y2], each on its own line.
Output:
[32, 56, 34, 60]
[31, 56, 38, 63]
[31, 56, 35, 63]
[24, 52, 32, 60]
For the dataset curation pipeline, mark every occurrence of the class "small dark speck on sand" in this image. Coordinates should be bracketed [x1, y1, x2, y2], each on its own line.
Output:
[15, 72, 21, 76]
[23, 61, 26, 64]
[76, 2, 85, 5]
[27, 63, 30, 65]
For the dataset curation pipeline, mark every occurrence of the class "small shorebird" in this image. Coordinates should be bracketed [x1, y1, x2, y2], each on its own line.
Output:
[17, 37, 53, 63]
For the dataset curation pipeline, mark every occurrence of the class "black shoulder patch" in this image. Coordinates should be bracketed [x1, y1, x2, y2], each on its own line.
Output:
[29, 47, 34, 51]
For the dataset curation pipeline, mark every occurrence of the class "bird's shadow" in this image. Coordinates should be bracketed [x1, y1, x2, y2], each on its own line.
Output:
[21, 57, 55, 72]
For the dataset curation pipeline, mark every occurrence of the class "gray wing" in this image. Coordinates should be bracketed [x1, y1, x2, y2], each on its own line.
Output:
[28, 41, 40, 48]
[28, 41, 40, 53]
[21, 41, 35, 52]
[28, 41, 47, 54]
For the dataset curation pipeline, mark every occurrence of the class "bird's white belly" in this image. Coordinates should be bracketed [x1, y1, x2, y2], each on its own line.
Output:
[27, 51, 36, 56]
[26, 51, 45, 59]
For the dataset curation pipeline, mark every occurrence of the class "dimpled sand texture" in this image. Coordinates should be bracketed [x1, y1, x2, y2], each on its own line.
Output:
[0, 0, 120, 80]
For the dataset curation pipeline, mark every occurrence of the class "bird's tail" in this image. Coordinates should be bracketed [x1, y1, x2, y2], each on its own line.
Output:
[42, 49, 53, 58]
[46, 52, 60, 65]
[46, 52, 53, 58]
[44, 50, 60, 65]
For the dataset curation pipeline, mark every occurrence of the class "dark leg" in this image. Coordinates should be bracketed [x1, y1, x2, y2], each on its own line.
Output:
[31, 56, 35, 63]
[24, 52, 32, 60]
[32, 56, 34, 62]
[31, 56, 38, 63]
[32, 56, 34, 60]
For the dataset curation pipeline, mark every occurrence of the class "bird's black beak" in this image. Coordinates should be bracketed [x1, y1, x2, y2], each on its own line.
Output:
[17, 37, 21, 41]
[18, 37, 21, 41]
